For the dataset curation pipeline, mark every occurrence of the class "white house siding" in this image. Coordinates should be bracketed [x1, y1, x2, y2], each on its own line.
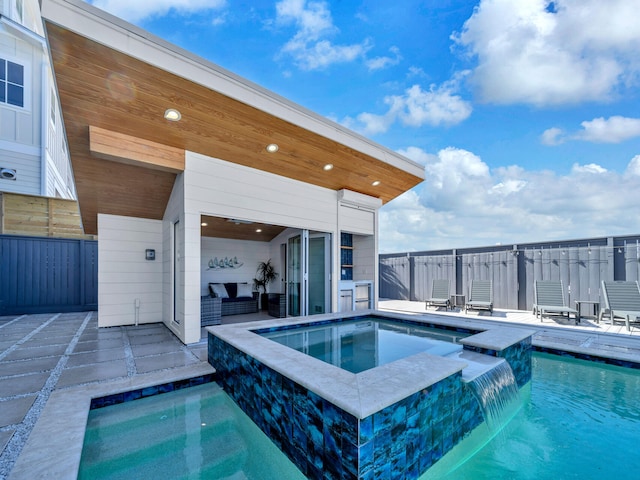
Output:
[339, 204, 375, 236]
[0, 1, 75, 198]
[98, 214, 163, 328]
[44, 73, 74, 198]
[0, 146, 39, 194]
[185, 152, 338, 232]
[201, 237, 269, 297]
[0, 28, 40, 145]
[353, 235, 376, 281]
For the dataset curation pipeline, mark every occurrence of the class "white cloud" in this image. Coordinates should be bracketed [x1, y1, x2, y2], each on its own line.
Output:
[626, 155, 640, 176]
[90, 0, 225, 23]
[275, 0, 371, 70]
[540, 127, 565, 146]
[345, 78, 472, 135]
[379, 147, 640, 252]
[366, 46, 402, 71]
[571, 163, 607, 174]
[453, 0, 640, 106]
[543, 116, 640, 145]
[575, 116, 640, 143]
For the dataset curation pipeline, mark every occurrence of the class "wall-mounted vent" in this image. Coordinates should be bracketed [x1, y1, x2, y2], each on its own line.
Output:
[0, 168, 17, 180]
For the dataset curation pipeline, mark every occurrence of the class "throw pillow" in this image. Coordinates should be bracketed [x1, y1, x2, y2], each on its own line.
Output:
[210, 283, 229, 298]
[236, 283, 253, 298]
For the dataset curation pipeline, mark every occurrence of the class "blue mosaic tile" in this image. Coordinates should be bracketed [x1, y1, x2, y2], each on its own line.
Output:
[360, 414, 373, 444]
[209, 325, 531, 480]
[390, 450, 407, 480]
[374, 459, 391, 480]
[373, 405, 392, 434]
[89, 374, 215, 409]
[342, 439, 360, 478]
[359, 439, 374, 475]
[373, 427, 392, 470]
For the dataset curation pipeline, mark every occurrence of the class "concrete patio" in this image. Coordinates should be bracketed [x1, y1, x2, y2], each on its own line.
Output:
[1, 304, 639, 478]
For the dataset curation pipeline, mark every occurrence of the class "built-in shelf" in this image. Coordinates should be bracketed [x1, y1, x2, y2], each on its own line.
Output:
[341, 232, 353, 281]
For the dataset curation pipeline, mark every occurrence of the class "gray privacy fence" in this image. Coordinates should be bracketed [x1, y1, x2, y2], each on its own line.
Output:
[380, 234, 640, 311]
[0, 235, 98, 315]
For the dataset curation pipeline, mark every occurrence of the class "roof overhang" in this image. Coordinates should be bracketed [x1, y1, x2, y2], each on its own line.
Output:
[41, 0, 425, 236]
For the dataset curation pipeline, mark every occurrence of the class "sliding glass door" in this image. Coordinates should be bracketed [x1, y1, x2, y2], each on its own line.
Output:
[287, 234, 303, 316]
[287, 231, 331, 317]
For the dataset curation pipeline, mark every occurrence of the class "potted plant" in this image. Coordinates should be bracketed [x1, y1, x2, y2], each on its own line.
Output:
[253, 259, 278, 310]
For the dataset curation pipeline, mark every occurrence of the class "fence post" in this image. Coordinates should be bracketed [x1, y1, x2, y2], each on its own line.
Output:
[409, 254, 415, 301]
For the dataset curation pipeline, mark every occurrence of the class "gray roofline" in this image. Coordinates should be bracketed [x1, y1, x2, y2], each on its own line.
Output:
[40, 0, 425, 180]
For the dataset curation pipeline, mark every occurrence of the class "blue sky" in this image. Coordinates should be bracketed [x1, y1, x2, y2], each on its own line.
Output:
[87, 0, 640, 253]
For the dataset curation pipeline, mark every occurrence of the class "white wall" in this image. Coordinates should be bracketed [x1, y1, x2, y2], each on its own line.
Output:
[185, 152, 339, 233]
[353, 234, 376, 282]
[98, 214, 163, 327]
[201, 236, 270, 296]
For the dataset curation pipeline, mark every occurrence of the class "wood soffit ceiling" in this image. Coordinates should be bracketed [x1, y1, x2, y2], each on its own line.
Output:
[201, 216, 286, 242]
[44, 22, 424, 237]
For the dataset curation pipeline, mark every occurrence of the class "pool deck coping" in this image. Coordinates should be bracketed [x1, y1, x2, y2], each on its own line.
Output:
[208, 310, 535, 419]
[380, 301, 640, 365]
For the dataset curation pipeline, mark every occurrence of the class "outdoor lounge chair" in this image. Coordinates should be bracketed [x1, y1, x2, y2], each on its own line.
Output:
[533, 280, 579, 324]
[599, 280, 640, 331]
[465, 280, 493, 314]
[425, 279, 450, 310]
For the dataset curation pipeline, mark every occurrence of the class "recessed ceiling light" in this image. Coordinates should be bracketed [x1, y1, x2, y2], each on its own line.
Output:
[201, 222, 208, 227]
[372, 180, 381, 186]
[256, 228, 262, 233]
[266, 143, 279, 153]
[164, 108, 181, 121]
[323, 163, 334, 171]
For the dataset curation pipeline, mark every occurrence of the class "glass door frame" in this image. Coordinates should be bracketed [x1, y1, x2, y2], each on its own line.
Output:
[285, 229, 332, 317]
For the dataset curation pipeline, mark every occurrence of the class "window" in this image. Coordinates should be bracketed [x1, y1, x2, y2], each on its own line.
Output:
[16, 0, 24, 23]
[50, 89, 56, 125]
[0, 58, 25, 108]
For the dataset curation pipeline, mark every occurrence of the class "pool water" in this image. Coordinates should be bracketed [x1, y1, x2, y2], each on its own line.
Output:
[78, 383, 305, 480]
[79, 353, 640, 479]
[423, 353, 640, 480]
[260, 318, 469, 373]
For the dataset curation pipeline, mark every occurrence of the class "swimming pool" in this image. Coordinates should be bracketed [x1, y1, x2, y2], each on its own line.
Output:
[78, 382, 305, 479]
[209, 311, 533, 479]
[259, 317, 469, 373]
[78, 351, 640, 479]
[423, 352, 640, 479]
